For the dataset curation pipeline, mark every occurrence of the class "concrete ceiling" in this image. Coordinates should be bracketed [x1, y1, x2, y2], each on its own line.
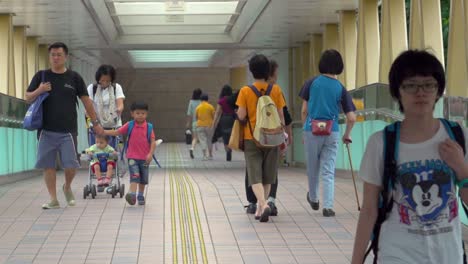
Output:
[0, 0, 358, 68]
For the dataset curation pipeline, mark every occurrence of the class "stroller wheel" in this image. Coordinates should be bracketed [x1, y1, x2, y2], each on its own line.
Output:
[120, 184, 125, 198]
[83, 185, 88, 199]
[91, 184, 97, 199]
[111, 185, 116, 198]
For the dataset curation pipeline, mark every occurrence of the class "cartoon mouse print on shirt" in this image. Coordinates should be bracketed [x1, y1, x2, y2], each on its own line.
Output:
[396, 159, 458, 228]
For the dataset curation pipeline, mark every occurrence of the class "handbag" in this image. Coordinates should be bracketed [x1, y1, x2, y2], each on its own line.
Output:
[228, 119, 244, 151]
[23, 71, 49, 131]
[311, 119, 333, 136]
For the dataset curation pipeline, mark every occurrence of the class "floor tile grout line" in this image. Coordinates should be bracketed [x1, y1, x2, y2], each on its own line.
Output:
[0, 179, 44, 243]
[222, 168, 300, 264]
[175, 145, 210, 264]
[64, 195, 111, 264]
[278, 173, 354, 262]
[32, 195, 87, 263]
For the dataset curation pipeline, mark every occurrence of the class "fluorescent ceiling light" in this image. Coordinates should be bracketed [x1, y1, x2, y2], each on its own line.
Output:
[121, 25, 226, 34]
[114, 1, 239, 15]
[118, 14, 233, 26]
[129, 50, 217, 63]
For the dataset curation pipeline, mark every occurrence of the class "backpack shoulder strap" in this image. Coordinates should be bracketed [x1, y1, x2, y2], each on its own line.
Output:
[265, 84, 274, 96]
[365, 121, 400, 262]
[248, 85, 262, 98]
[440, 118, 466, 155]
[121, 120, 135, 160]
[128, 120, 135, 136]
[93, 84, 98, 97]
[147, 122, 153, 143]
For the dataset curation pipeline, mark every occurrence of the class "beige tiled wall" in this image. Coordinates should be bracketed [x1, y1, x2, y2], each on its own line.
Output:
[116, 67, 230, 142]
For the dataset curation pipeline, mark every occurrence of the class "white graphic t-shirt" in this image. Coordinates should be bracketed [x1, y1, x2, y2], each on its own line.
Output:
[359, 121, 468, 264]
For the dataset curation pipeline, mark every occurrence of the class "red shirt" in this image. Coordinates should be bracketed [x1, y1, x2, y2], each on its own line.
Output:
[118, 121, 155, 160]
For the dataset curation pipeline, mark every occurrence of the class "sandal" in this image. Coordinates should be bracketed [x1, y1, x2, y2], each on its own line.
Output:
[259, 206, 271, 222]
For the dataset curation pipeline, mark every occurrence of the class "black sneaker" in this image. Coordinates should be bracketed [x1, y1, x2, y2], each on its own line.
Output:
[268, 201, 278, 216]
[322, 208, 335, 217]
[189, 149, 194, 159]
[306, 192, 319, 210]
[245, 203, 256, 214]
[226, 151, 232, 161]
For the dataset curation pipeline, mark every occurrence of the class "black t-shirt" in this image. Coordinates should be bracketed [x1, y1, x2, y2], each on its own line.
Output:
[27, 69, 88, 133]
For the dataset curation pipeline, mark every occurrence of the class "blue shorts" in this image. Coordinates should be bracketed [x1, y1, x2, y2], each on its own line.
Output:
[36, 130, 80, 169]
[128, 159, 149, 185]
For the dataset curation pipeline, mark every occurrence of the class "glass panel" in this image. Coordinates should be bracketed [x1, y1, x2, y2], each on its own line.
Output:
[118, 14, 233, 25]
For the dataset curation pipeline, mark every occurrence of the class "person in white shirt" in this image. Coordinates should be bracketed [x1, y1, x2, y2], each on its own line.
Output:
[351, 50, 468, 264]
[87, 64, 125, 129]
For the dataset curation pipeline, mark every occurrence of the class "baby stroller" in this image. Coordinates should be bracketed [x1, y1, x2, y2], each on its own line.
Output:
[82, 127, 125, 199]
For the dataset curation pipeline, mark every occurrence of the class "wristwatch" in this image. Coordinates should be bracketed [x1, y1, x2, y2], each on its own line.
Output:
[91, 119, 101, 126]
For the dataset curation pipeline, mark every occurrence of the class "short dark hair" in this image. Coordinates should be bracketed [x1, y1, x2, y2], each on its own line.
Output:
[318, 49, 343, 75]
[269, 59, 279, 78]
[130, 101, 149, 111]
[249, 54, 270, 80]
[95, 64, 116, 83]
[219, 85, 232, 98]
[95, 134, 109, 142]
[192, 88, 202, 100]
[201, 93, 209, 101]
[388, 49, 445, 112]
[48, 42, 68, 55]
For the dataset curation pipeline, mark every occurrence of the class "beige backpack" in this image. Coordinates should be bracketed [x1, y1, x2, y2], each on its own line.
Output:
[247, 84, 285, 148]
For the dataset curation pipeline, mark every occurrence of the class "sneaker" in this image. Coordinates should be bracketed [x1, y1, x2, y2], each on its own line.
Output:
[226, 151, 232, 161]
[138, 195, 145, 205]
[268, 201, 278, 216]
[125, 193, 136, 205]
[323, 208, 335, 217]
[189, 149, 194, 159]
[306, 192, 319, 210]
[42, 200, 60, 209]
[245, 203, 257, 214]
[63, 185, 76, 206]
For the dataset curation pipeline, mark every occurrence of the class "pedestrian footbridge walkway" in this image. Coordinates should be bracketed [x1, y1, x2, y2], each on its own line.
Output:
[1, 143, 463, 264]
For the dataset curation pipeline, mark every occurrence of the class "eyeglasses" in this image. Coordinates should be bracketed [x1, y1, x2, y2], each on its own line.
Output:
[400, 82, 438, 94]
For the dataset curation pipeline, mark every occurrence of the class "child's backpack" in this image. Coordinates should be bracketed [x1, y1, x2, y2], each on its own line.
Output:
[247, 84, 285, 148]
[364, 118, 466, 263]
[121, 120, 161, 168]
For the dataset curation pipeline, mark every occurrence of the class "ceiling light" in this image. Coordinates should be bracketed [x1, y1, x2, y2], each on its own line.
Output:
[129, 50, 217, 63]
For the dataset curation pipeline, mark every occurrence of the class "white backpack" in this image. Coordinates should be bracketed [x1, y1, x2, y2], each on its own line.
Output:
[248, 84, 285, 148]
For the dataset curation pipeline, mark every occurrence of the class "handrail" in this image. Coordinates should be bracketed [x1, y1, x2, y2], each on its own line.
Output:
[291, 108, 403, 128]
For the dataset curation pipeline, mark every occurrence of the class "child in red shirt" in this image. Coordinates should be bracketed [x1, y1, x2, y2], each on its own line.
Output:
[105, 102, 156, 205]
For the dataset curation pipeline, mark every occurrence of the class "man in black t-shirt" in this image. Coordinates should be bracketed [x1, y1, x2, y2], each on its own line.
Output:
[26, 42, 104, 209]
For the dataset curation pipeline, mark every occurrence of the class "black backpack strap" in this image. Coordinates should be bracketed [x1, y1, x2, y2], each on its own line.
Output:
[93, 84, 98, 97]
[364, 122, 400, 264]
[248, 85, 262, 98]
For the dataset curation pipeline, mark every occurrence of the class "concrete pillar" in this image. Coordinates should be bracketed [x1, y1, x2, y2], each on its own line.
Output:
[26, 37, 38, 83]
[379, 0, 408, 84]
[446, 0, 468, 96]
[0, 14, 15, 95]
[229, 66, 247, 91]
[288, 48, 294, 108]
[309, 34, 323, 77]
[323, 24, 339, 51]
[339, 10, 358, 90]
[38, 44, 48, 70]
[13, 26, 28, 99]
[356, 0, 380, 88]
[293, 47, 303, 120]
[409, 0, 444, 66]
[302, 41, 310, 83]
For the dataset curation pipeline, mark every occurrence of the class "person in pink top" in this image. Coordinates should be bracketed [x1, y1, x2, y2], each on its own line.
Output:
[105, 102, 156, 205]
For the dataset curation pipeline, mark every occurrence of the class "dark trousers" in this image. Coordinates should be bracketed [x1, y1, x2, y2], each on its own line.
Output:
[245, 169, 278, 203]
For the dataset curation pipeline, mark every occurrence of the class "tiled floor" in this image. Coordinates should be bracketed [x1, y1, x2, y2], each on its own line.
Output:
[0, 143, 465, 264]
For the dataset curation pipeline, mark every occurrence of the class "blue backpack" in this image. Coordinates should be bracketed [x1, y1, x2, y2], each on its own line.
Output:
[364, 118, 466, 263]
[23, 71, 49, 131]
[121, 120, 161, 168]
